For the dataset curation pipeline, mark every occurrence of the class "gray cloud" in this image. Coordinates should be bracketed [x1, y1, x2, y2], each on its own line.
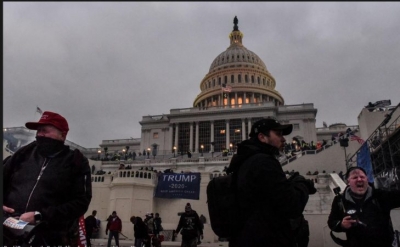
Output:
[4, 2, 400, 147]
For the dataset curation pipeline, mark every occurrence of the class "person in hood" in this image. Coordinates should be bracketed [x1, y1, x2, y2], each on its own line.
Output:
[3, 111, 92, 246]
[174, 203, 203, 247]
[227, 117, 316, 247]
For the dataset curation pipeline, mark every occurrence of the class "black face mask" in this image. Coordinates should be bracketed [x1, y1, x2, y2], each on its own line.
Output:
[36, 136, 65, 157]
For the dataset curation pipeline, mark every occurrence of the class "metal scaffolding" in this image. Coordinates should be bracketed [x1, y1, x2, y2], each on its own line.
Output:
[348, 103, 400, 190]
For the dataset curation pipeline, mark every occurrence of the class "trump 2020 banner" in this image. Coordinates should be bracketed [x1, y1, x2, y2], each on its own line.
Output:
[154, 172, 201, 200]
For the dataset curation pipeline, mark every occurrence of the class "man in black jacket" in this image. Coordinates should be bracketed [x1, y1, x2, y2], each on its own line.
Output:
[3, 111, 92, 246]
[174, 203, 204, 247]
[227, 118, 316, 247]
[85, 210, 99, 247]
[328, 166, 400, 247]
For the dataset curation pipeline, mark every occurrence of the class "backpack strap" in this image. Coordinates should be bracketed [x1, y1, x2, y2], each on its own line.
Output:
[330, 193, 348, 246]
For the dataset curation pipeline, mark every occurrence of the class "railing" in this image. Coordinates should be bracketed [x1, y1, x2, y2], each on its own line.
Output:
[281, 140, 339, 166]
[347, 103, 400, 168]
[91, 169, 159, 184]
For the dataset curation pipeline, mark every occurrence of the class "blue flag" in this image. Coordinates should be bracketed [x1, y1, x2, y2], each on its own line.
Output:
[357, 143, 374, 183]
[154, 172, 201, 200]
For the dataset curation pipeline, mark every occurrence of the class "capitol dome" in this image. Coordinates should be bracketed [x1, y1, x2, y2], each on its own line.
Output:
[193, 16, 284, 108]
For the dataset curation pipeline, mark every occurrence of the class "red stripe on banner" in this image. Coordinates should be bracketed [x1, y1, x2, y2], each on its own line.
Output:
[78, 215, 87, 247]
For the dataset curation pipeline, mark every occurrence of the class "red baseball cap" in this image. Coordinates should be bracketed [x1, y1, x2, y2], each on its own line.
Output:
[25, 111, 69, 133]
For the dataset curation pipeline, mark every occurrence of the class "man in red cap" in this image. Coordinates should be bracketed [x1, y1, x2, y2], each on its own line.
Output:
[3, 111, 92, 246]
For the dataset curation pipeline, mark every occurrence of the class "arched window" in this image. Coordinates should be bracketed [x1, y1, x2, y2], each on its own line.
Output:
[231, 75, 234, 83]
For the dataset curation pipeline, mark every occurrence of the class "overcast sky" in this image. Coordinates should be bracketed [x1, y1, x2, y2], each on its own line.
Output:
[4, 2, 400, 148]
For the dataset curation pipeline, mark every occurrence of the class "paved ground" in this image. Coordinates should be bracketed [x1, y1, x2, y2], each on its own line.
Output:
[90, 239, 229, 247]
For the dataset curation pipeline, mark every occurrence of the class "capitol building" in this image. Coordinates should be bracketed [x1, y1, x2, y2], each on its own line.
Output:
[4, 17, 400, 247]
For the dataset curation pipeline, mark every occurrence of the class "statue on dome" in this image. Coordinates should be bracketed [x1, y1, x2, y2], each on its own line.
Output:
[233, 16, 239, 31]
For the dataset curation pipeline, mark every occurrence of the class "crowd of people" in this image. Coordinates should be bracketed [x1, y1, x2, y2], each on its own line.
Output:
[129, 212, 164, 247]
[3, 110, 400, 247]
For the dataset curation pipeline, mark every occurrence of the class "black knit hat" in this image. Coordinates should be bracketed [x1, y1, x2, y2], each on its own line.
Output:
[185, 203, 192, 212]
[249, 118, 293, 137]
[345, 166, 367, 179]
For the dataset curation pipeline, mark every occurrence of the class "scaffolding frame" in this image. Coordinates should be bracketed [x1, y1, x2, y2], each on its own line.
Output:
[347, 103, 400, 190]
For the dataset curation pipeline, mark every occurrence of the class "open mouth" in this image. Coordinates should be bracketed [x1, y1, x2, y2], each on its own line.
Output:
[356, 184, 365, 189]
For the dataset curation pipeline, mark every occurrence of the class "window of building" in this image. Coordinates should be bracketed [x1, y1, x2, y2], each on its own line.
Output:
[178, 123, 190, 154]
[214, 120, 226, 152]
[245, 75, 249, 83]
[251, 75, 254, 83]
[293, 124, 300, 130]
[238, 74, 242, 83]
[231, 75, 234, 83]
[230, 119, 242, 149]
[199, 121, 210, 152]
[224, 76, 227, 84]
[153, 132, 159, 139]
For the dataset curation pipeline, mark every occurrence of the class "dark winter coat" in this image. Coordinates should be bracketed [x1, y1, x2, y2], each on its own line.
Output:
[175, 210, 203, 240]
[3, 141, 92, 232]
[328, 186, 400, 247]
[134, 217, 149, 239]
[85, 215, 98, 235]
[153, 217, 163, 234]
[228, 138, 310, 247]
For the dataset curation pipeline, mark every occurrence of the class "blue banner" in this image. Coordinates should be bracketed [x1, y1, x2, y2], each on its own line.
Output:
[154, 172, 201, 200]
[357, 143, 374, 183]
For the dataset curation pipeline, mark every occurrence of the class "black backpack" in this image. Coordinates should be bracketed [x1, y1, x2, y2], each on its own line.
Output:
[206, 172, 241, 238]
[207, 152, 273, 239]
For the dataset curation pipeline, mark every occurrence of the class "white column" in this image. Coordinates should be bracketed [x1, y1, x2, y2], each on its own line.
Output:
[242, 118, 246, 140]
[174, 124, 179, 149]
[235, 93, 238, 106]
[244, 92, 247, 104]
[252, 93, 255, 104]
[195, 122, 199, 153]
[169, 124, 173, 150]
[226, 120, 230, 149]
[189, 122, 193, 152]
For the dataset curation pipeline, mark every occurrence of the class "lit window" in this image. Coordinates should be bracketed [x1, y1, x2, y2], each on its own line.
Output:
[220, 130, 226, 134]
[153, 132, 159, 139]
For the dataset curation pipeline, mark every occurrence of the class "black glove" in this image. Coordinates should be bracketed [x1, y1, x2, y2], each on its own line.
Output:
[289, 173, 317, 195]
[302, 179, 317, 195]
